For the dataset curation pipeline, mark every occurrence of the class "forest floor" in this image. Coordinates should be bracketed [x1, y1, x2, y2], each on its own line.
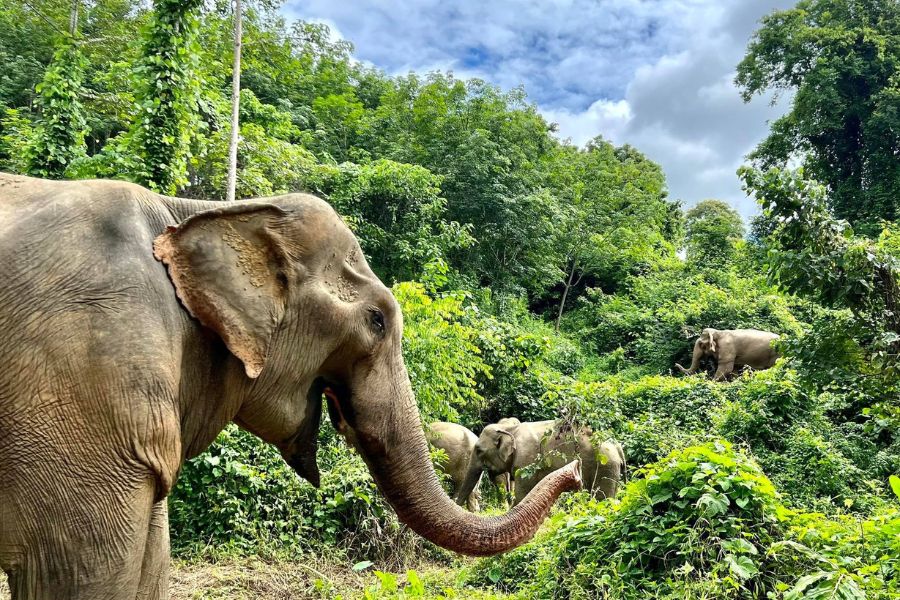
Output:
[0, 557, 486, 599]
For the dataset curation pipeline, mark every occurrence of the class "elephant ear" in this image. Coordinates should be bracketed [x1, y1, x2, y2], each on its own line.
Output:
[708, 330, 718, 354]
[154, 204, 291, 378]
[497, 430, 516, 468]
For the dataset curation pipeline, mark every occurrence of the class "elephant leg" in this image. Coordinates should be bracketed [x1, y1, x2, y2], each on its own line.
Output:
[713, 360, 734, 381]
[9, 480, 158, 600]
[135, 500, 170, 600]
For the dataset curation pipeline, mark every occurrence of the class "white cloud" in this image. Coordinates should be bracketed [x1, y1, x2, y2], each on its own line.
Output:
[281, 0, 797, 220]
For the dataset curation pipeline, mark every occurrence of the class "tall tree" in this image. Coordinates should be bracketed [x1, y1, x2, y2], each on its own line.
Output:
[736, 0, 900, 231]
[549, 138, 672, 329]
[225, 0, 241, 202]
[128, 0, 203, 193]
[683, 200, 745, 271]
[26, 1, 87, 179]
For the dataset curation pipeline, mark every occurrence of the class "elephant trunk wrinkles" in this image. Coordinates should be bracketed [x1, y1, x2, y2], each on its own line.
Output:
[353, 382, 581, 557]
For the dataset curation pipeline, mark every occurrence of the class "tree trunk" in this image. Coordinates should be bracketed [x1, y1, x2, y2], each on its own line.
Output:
[69, 0, 79, 35]
[225, 0, 242, 202]
[555, 257, 577, 332]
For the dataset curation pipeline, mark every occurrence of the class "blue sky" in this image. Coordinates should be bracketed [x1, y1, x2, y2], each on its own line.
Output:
[281, 0, 796, 219]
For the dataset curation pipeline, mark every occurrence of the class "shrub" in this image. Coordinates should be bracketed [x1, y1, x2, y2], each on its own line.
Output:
[394, 282, 491, 428]
[168, 426, 430, 567]
[470, 441, 785, 599]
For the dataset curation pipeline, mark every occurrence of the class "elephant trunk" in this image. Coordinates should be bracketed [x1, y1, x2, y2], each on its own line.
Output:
[342, 361, 581, 557]
[455, 454, 486, 506]
[676, 341, 703, 375]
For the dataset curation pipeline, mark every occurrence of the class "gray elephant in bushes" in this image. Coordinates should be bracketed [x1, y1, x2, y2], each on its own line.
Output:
[0, 175, 581, 600]
[458, 419, 624, 506]
[426, 421, 482, 511]
[676, 327, 779, 381]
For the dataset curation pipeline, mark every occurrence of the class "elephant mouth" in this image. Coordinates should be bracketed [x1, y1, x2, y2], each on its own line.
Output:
[323, 379, 355, 434]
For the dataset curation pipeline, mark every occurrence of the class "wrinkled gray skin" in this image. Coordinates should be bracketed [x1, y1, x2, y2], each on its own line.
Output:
[426, 422, 482, 511]
[0, 175, 582, 600]
[676, 328, 780, 381]
[459, 419, 625, 507]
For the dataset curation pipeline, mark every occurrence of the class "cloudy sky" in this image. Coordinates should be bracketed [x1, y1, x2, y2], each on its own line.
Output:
[281, 0, 796, 218]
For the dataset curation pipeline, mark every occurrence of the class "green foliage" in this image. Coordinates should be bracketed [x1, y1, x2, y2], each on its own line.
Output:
[736, 0, 900, 228]
[127, 0, 204, 193]
[567, 265, 800, 373]
[470, 442, 900, 599]
[168, 425, 428, 566]
[27, 37, 87, 178]
[742, 166, 900, 431]
[392, 282, 490, 426]
[321, 160, 474, 283]
[0, 108, 33, 173]
[471, 442, 784, 599]
[684, 199, 745, 272]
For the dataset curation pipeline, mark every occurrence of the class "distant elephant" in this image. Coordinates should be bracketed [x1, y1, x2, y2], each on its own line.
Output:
[676, 327, 779, 381]
[458, 419, 625, 507]
[490, 418, 521, 504]
[0, 175, 581, 600]
[426, 422, 482, 511]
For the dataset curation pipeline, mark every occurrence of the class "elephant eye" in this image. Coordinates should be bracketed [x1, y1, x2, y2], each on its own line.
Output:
[369, 308, 385, 335]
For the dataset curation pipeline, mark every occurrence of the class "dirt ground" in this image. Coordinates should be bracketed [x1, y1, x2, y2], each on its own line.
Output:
[0, 557, 374, 599]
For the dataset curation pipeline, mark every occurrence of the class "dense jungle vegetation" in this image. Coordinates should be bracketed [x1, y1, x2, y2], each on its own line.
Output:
[0, 0, 898, 598]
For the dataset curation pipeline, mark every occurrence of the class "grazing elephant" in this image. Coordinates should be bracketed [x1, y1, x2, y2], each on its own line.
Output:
[458, 419, 624, 507]
[426, 422, 481, 511]
[0, 174, 581, 600]
[490, 417, 520, 504]
[676, 327, 780, 381]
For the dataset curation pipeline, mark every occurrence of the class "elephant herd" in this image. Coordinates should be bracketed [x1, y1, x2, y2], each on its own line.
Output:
[0, 175, 780, 600]
[427, 418, 626, 511]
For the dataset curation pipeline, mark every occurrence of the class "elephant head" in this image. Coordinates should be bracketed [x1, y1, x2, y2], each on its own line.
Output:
[676, 327, 718, 375]
[153, 196, 581, 557]
[457, 422, 519, 503]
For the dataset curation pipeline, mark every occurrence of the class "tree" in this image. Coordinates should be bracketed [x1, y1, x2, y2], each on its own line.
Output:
[225, 0, 242, 202]
[549, 138, 673, 329]
[27, 0, 87, 180]
[736, 0, 900, 230]
[128, 0, 204, 193]
[684, 200, 745, 270]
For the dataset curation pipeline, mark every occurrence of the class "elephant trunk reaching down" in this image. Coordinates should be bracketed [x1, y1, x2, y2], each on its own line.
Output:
[328, 359, 582, 557]
[676, 341, 704, 375]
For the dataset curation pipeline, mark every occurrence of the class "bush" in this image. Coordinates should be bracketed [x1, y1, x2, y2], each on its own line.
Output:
[168, 426, 429, 567]
[468, 442, 900, 599]
[470, 441, 785, 599]
[394, 282, 491, 428]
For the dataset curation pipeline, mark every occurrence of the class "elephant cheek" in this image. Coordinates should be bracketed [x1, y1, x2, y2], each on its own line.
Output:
[284, 448, 321, 488]
[281, 382, 324, 487]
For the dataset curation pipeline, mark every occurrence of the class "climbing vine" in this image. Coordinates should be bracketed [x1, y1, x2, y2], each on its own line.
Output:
[128, 0, 204, 193]
[27, 36, 87, 179]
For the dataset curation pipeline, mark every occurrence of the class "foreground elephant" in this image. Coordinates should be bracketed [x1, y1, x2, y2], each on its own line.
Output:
[458, 419, 624, 507]
[0, 174, 581, 600]
[676, 327, 779, 381]
[426, 422, 481, 511]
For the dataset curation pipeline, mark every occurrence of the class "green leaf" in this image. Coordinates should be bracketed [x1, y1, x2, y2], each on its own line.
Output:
[890, 474, 900, 500]
[352, 561, 374, 572]
[726, 554, 758, 581]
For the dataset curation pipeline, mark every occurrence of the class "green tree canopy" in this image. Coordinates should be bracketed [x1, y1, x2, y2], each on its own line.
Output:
[684, 200, 745, 270]
[736, 0, 900, 230]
